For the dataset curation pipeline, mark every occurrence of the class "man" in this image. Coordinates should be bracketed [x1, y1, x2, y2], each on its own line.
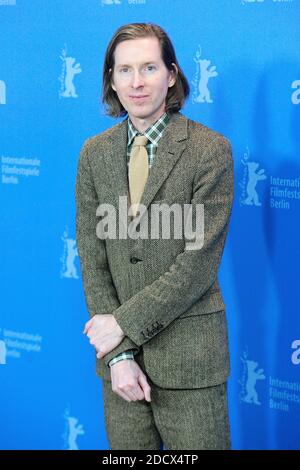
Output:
[75, 23, 234, 450]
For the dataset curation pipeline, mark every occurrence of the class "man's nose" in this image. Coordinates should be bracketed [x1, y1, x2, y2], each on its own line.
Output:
[131, 71, 145, 88]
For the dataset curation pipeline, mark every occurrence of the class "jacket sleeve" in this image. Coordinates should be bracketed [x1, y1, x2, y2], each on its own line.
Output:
[112, 135, 234, 347]
[75, 138, 140, 366]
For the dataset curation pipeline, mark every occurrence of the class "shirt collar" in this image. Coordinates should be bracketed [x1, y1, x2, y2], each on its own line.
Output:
[127, 111, 170, 147]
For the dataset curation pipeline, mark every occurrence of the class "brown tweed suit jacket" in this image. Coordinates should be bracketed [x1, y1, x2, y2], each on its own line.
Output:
[75, 111, 234, 389]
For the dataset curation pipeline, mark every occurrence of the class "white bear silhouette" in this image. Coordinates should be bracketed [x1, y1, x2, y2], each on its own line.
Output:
[0, 340, 6, 365]
[67, 417, 84, 450]
[102, 0, 121, 4]
[194, 58, 218, 103]
[244, 161, 266, 206]
[243, 360, 265, 405]
[0, 80, 6, 105]
[60, 56, 82, 98]
[63, 239, 78, 279]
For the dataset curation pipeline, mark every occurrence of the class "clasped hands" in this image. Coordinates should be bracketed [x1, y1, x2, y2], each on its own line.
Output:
[83, 313, 125, 359]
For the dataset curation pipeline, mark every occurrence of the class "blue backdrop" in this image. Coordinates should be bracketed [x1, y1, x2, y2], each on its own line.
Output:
[1, 0, 299, 450]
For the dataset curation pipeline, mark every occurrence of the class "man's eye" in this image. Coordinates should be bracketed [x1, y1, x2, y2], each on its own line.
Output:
[118, 66, 155, 74]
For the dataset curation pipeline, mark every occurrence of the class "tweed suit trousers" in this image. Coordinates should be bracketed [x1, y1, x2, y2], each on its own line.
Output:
[101, 348, 231, 450]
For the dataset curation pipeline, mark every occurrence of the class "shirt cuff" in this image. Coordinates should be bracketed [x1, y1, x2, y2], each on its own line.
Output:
[108, 350, 135, 367]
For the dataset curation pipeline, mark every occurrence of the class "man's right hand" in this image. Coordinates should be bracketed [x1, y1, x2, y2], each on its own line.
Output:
[110, 359, 151, 403]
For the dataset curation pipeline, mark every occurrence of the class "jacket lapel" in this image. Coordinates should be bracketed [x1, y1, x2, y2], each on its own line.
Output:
[103, 111, 188, 215]
[139, 112, 187, 212]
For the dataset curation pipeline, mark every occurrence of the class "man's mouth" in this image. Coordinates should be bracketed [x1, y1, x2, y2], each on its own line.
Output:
[129, 95, 149, 102]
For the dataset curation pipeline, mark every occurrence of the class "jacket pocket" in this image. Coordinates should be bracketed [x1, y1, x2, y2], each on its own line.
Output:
[153, 189, 190, 206]
[177, 290, 226, 320]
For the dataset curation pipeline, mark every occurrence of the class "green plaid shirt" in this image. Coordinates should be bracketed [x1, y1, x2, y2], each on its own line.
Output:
[108, 111, 170, 368]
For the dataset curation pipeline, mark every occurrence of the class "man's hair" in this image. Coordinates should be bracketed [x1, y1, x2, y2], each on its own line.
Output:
[102, 22, 190, 117]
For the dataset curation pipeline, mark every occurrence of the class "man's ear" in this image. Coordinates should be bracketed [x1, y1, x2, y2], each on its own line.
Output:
[109, 68, 116, 92]
[169, 63, 178, 87]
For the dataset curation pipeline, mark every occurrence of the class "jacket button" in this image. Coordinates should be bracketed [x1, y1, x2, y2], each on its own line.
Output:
[130, 257, 139, 264]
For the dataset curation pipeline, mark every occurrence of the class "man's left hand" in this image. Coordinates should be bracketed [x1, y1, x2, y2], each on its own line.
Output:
[83, 314, 125, 358]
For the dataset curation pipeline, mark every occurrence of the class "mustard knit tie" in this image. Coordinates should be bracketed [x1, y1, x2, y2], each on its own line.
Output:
[128, 135, 149, 217]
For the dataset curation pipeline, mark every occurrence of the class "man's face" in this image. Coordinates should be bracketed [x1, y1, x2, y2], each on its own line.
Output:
[110, 36, 176, 126]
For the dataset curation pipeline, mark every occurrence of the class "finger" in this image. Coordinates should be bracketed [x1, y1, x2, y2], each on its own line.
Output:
[87, 326, 101, 341]
[89, 330, 103, 342]
[90, 334, 98, 345]
[93, 343, 103, 358]
[138, 374, 151, 402]
[130, 386, 145, 401]
[118, 384, 143, 402]
[93, 339, 108, 357]
[83, 317, 94, 334]
[126, 389, 141, 402]
[125, 378, 145, 401]
[87, 330, 97, 341]
[111, 383, 132, 402]
[83, 322, 90, 335]
[115, 389, 132, 402]
[83, 319, 92, 334]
